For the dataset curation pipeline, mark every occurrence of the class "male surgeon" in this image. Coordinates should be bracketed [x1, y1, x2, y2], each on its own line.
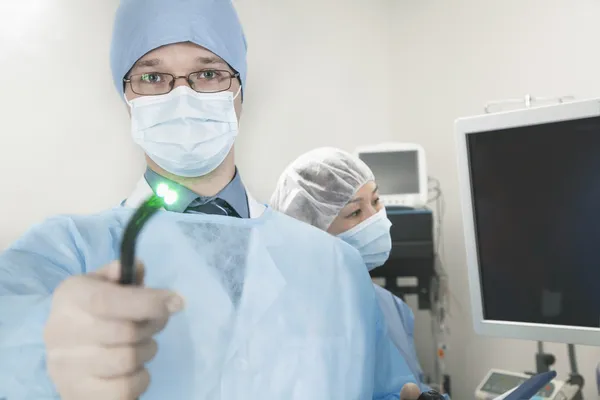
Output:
[0, 0, 411, 399]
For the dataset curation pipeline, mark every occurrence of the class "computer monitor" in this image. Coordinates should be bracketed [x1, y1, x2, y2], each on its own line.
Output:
[455, 98, 600, 346]
[355, 143, 428, 208]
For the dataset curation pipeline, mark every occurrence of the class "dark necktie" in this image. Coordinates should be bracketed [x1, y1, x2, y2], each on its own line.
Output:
[184, 198, 241, 218]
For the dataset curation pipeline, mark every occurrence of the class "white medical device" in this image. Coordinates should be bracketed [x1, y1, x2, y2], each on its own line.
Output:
[355, 142, 428, 208]
[476, 369, 579, 400]
[455, 97, 600, 347]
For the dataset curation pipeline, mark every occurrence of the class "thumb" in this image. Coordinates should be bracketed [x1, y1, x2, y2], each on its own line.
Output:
[400, 383, 421, 400]
[90, 260, 146, 286]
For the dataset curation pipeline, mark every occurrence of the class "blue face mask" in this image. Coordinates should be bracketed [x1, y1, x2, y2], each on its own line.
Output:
[127, 86, 240, 178]
[337, 208, 392, 271]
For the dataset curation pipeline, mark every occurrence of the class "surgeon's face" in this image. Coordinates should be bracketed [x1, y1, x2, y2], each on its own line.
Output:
[124, 41, 243, 120]
[327, 181, 383, 235]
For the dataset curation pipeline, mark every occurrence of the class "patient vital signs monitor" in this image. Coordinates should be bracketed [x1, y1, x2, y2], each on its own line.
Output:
[456, 98, 600, 346]
[356, 143, 428, 208]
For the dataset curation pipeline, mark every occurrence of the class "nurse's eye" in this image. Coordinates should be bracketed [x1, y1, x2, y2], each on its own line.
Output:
[373, 197, 380, 206]
[347, 209, 362, 218]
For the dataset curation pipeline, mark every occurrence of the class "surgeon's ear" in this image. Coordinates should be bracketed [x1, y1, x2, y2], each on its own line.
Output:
[124, 100, 131, 117]
[123, 87, 134, 117]
[234, 95, 243, 121]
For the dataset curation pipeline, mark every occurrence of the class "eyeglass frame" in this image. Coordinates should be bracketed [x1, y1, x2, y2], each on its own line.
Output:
[123, 69, 241, 96]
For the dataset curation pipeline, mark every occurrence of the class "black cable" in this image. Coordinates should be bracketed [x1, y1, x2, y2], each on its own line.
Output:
[118, 194, 165, 400]
[417, 390, 445, 400]
[120, 195, 165, 285]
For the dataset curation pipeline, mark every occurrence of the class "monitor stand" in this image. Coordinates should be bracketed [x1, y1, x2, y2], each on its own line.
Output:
[535, 341, 555, 373]
[529, 342, 583, 400]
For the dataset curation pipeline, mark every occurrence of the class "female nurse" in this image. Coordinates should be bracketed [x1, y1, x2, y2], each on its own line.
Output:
[270, 147, 448, 400]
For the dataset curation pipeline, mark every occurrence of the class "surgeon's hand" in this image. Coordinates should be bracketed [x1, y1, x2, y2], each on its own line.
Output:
[44, 260, 184, 400]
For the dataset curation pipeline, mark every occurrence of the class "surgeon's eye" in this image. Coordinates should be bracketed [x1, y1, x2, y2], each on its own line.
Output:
[373, 197, 380, 206]
[129, 73, 173, 95]
[140, 73, 164, 84]
[197, 70, 222, 80]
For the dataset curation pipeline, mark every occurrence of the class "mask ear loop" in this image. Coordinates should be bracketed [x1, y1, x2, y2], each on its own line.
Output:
[233, 85, 242, 101]
[124, 92, 132, 107]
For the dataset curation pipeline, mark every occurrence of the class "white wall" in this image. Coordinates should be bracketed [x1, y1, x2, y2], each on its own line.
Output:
[235, 0, 394, 200]
[0, 0, 393, 244]
[0, 1, 139, 246]
[391, 0, 600, 399]
[2, 0, 600, 398]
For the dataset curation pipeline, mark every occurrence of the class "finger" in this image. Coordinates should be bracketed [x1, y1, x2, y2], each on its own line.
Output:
[400, 383, 421, 400]
[82, 280, 184, 321]
[135, 261, 145, 286]
[93, 315, 170, 346]
[89, 260, 123, 282]
[92, 340, 158, 379]
[100, 368, 151, 400]
[91, 260, 145, 286]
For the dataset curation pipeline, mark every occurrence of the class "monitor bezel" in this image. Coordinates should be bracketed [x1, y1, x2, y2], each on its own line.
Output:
[355, 142, 428, 208]
[455, 98, 600, 346]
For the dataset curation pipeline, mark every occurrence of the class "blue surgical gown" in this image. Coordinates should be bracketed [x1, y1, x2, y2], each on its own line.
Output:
[0, 206, 424, 399]
[373, 285, 448, 398]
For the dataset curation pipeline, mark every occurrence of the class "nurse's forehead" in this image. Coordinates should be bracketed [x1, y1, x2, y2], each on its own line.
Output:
[130, 43, 230, 73]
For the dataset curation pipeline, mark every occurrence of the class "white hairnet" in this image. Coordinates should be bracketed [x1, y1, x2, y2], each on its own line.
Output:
[270, 147, 375, 231]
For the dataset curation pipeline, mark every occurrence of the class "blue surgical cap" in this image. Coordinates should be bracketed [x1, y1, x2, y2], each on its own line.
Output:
[110, 0, 248, 99]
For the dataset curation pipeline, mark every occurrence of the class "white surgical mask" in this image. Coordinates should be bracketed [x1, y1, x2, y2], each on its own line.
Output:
[337, 208, 392, 271]
[127, 86, 240, 177]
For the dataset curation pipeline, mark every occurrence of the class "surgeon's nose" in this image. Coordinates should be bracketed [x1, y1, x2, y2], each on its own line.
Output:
[172, 76, 192, 89]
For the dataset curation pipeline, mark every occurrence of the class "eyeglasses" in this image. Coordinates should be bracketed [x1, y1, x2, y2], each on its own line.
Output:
[123, 69, 240, 96]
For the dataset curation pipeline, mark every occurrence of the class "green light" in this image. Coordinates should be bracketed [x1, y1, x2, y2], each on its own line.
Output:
[156, 183, 169, 198]
[163, 191, 178, 205]
[155, 183, 178, 206]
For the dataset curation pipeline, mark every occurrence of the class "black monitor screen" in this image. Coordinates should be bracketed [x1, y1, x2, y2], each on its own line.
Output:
[359, 151, 420, 196]
[467, 115, 600, 328]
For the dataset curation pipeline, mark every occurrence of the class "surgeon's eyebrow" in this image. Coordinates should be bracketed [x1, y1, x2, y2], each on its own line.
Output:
[130, 56, 231, 74]
[131, 58, 162, 72]
[196, 56, 230, 69]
